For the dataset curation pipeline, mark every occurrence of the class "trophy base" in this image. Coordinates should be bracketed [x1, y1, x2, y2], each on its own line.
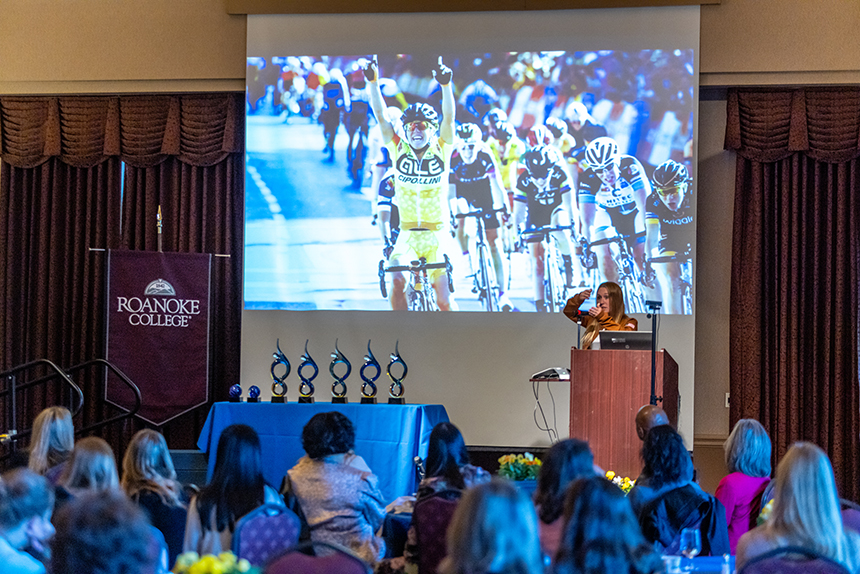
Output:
[246, 397, 260, 403]
[229, 397, 241, 403]
[271, 396, 286, 403]
[332, 396, 348, 404]
[360, 396, 377, 404]
[388, 397, 406, 405]
[298, 396, 315, 404]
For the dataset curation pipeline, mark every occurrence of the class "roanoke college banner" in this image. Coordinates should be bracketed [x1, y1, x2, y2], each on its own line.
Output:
[106, 251, 212, 425]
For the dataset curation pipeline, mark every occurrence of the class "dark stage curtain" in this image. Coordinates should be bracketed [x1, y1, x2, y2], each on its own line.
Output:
[725, 87, 860, 501]
[0, 93, 243, 459]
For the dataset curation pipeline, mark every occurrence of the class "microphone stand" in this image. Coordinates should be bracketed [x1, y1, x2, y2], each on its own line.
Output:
[645, 300, 662, 406]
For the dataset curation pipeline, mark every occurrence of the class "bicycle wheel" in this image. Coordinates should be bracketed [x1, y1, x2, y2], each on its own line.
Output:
[407, 286, 425, 311]
[544, 246, 567, 313]
[477, 244, 499, 312]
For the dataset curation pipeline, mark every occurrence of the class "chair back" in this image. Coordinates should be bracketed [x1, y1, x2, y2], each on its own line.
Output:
[412, 489, 462, 574]
[265, 541, 371, 574]
[739, 545, 852, 574]
[232, 503, 301, 567]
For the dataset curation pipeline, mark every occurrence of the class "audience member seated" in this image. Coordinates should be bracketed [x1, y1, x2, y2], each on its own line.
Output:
[183, 424, 281, 556]
[635, 405, 669, 442]
[0, 468, 56, 574]
[715, 418, 771, 554]
[26, 407, 74, 486]
[55, 436, 120, 514]
[633, 426, 729, 556]
[52, 490, 162, 574]
[376, 421, 490, 574]
[439, 479, 543, 574]
[122, 429, 188, 566]
[282, 411, 386, 565]
[628, 425, 699, 517]
[736, 442, 860, 573]
[533, 438, 595, 562]
[553, 476, 662, 574]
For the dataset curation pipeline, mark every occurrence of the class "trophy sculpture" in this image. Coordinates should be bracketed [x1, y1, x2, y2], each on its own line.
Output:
[298, 340, 318, 404]
[247, 385, 261, 403]
[360, 340, 381, 404]
[387, 340, 408, 405]
[270, 338, 290, 403]
[228, 384, 242, 403]
[329, 339, 352, 404]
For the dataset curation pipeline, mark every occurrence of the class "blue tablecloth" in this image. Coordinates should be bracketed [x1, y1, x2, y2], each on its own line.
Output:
[197, 402, 449, 501]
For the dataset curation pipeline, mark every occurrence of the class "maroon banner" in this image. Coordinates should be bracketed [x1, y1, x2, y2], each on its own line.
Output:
[106, 251, 211, 425]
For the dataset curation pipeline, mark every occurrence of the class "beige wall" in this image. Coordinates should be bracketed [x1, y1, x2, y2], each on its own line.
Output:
[3, 0, 858, 478]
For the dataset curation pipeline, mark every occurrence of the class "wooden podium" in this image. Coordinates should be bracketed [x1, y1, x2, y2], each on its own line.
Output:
[569, 348, 678, 479]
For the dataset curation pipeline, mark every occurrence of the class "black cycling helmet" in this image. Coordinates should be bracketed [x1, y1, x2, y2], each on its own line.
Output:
[545, 117, 568, 139]
[401, 103, 439, 128]
[584, 136, 619, 171]
[482, 107, 508, 128]
[496, 121, 517, 144]
[456, 122, 482, 144]
[651, 160, 690, 190]
[522, 145, 555, 180]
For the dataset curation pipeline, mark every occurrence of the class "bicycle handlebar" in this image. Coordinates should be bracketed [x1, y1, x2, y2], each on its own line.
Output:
[588, 230, 646, 248]
[649, 253, 692, 264]
[519, 224, 573, 239]
[455, 207, 507, 220]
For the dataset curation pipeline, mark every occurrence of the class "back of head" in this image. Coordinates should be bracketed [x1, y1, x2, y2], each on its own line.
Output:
[635, 405, 669, 441]
[535, 439, 594, 525]
[440, 479, 543, 574]
[200, 424, 265, 533]
[28, 406, 74, 475]
[769, 442, 855, 567]
[301, 411, 355, 460]
[63, 436, 119, 493]
[724, 418, 771, 477]
[641, 425, 691, 489]
[52, 490, 159, 574]
[121, 429, 180, 504]
[424, 422, 469, 490]
[0, 468, 54, 531]
[555, 476, 659, 574]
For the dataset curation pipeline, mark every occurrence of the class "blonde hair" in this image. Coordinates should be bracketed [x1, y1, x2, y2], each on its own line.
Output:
[766, 442, 860, 571]
[582, 282, 631, 349]
[28, 406, 74, 475]
[61, 437, 119, 495]
[121, 429, 182, 507]
[440, 479, 543, 574]
[724, 418, 771, 477]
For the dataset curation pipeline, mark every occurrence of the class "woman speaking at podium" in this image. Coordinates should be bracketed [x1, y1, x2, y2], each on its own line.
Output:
[563, 282, 637, 349]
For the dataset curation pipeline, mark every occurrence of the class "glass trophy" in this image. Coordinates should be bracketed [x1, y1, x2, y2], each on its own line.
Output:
[270, 338, 290, 403]
[360, 340, 381, 404]
[387, 340, 407, 405]
[228, 384, 242, 403]
[247, 385, 261, 403]
[298, 340, 318, 404]
[329, 339, 351, 404]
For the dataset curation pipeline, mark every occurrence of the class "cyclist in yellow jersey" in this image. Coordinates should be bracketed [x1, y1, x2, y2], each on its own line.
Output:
[365, 56, 456, 310]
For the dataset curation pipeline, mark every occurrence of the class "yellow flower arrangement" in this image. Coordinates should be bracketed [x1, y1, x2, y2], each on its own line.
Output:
[498, 452, 542, 481]
[172, 552, 258, 574]
[605, 471, 635, 494]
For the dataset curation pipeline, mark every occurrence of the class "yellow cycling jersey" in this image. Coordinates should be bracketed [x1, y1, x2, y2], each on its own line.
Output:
[385, 133, 453, 230]
[488, 136, 526, 191]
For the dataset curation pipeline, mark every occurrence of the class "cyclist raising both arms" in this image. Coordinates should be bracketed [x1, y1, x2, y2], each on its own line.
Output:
[513, 145, 577, 312]
[578, 136, 651, 284]
[645, 160, 694, 314]
[449, 122, 511, 310]
[365, 56, 456, 311]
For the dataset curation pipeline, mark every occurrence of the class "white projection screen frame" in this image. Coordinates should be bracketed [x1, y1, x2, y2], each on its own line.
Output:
[242, 7, 700, 447]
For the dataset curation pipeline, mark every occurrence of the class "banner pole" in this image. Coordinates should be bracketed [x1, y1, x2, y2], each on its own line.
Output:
[157, 205, 163, 253]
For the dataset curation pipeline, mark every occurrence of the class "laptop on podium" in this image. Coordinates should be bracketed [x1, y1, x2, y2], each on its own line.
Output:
[598, 331, 653, 351]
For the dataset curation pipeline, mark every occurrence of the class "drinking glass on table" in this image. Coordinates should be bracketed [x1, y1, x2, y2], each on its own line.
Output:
[679, 528, 701, 572]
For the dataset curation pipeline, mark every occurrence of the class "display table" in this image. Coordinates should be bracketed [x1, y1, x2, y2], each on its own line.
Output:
[197, 402, 449, 500]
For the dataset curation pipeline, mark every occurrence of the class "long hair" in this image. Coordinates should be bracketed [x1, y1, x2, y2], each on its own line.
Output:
[766, 442, 859, 571]
[724, 419, 771, 477]
[424, 422, 470, 490]
[28, 406, 74, 475]
[554, 476, 661, 574]
[440, 479, 543, 574]
[534, 439, 594, 525]
[121, 429, 183, 507]
[640, 425, 691, 490]
[61, 437, 119, 495]
[581, 282, 630, 349]
[196, 424, 266, 533]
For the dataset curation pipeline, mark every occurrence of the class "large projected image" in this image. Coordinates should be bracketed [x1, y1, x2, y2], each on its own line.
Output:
[245, 50, 695, 314]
